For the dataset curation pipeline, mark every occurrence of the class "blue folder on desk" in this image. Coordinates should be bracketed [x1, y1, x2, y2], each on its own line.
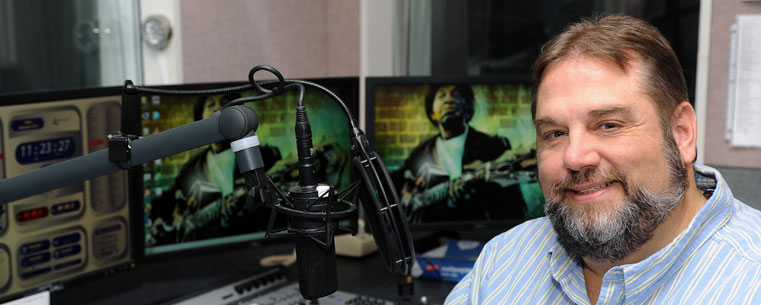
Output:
[411, 238, 484, 282]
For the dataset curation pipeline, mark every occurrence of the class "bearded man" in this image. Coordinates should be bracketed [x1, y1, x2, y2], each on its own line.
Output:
[445, 15, 761, 305]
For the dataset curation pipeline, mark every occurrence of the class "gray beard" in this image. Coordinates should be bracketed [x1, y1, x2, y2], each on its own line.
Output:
[544, 133, 688, 262]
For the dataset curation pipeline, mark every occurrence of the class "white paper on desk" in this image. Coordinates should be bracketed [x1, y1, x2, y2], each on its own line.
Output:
[1, 290, 50, 305]
[729, 15, 761, 148]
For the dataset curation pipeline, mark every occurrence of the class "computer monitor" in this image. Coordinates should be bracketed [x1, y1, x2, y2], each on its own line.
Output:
[122, 78, 359, 260]
[0, 87, 134, 301]
[365, 76, 545, 231]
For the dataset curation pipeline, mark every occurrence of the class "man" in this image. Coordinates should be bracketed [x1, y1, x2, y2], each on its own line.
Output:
[149, 94, 280, 244]
[392, 84, 527, 223]
[446, 15, 761, 304]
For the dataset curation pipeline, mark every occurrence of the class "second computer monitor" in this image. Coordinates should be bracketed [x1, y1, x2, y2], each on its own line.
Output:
[366, 76, 544, 230]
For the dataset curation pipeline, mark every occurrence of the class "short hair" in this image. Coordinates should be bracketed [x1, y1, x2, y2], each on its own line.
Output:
[531, 15, 688, 130]
[424, 84, 475, 125]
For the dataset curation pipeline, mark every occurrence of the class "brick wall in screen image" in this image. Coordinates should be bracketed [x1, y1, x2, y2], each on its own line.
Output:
[373, 83, 535, 171]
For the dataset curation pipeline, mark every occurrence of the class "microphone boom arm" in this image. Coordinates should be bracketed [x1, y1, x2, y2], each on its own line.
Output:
[0, 105, 260, 206]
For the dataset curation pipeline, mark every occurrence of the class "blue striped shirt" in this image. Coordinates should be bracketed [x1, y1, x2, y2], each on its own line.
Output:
[445, 164, 761, 305]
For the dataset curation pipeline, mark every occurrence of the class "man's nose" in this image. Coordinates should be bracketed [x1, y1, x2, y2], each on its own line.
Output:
[563, 131, 600, 172]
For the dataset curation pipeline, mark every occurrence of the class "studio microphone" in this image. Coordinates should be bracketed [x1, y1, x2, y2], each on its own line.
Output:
[289, 105, 339, 300]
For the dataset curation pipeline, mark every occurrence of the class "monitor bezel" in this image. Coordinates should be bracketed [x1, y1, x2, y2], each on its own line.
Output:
[364, 75, 536, 233]
[0, 86, 122, 107]
[124, 77, 360, 264]
[0, 86, 137, 301]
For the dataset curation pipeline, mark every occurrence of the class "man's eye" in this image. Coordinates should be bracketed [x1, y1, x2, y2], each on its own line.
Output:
[600, 122, 618, 130]
[545, 131, 566, 139]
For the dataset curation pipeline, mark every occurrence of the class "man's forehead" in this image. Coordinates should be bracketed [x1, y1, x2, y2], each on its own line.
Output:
[538, 54, 645, 86]
[437, 85, 458, 93]
[535, 56, 652, 113]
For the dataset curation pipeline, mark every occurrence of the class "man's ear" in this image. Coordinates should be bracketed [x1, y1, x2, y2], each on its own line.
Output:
[671, 101, 698, 164]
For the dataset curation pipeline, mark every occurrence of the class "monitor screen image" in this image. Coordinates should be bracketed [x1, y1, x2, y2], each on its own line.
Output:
[0, 87, 133, 300]
[366, 76, 545, 230]
[127, 78, 359, 258]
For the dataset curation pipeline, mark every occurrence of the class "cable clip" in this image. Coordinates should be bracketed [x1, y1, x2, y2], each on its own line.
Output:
[108, 132, 140, 169]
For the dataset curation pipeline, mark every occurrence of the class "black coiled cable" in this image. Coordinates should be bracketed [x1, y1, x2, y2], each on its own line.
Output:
[123, 65, 358, 131]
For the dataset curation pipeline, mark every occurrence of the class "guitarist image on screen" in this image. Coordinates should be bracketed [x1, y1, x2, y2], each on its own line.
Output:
[391, 84, 532, 224]
[148, 93, 280, 245]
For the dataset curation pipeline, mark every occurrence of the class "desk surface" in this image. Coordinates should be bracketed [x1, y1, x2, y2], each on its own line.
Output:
[50, 242, 455, 305]
[335, 250, 456, 305]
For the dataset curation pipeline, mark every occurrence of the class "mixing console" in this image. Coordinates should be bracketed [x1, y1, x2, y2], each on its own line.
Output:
[171, 267, 394, 305]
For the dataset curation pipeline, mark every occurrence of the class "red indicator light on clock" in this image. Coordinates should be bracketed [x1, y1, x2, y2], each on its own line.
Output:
[17, 207, 49, 222]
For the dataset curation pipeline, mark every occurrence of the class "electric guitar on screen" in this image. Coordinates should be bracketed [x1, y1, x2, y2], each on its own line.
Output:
[176, 181, 249, 242]
[150, 180, 249, 243]
[400, 152, 537, 220]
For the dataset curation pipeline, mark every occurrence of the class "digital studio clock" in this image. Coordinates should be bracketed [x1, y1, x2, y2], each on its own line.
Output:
[15, 137, 77, 165]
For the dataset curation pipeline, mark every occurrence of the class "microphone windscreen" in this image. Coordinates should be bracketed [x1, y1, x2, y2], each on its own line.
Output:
[352, 152, 415, 276]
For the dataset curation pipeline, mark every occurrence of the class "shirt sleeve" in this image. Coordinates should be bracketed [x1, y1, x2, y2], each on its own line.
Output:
[444, 235, 500, 305]
[444, 270, 475, 305]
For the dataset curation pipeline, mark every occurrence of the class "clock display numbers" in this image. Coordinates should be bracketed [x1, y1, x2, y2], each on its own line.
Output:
[15, 137, 76, 164]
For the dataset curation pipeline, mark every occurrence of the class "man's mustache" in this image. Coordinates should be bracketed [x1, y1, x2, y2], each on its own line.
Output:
[550, 168, 627, 198]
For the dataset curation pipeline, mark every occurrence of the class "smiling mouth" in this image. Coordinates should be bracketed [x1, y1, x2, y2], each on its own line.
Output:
[572, 181, 614, 195]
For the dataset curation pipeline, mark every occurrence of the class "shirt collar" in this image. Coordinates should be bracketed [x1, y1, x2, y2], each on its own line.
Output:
[547, 164, 734, 302]
[437, 125, 469, 143]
